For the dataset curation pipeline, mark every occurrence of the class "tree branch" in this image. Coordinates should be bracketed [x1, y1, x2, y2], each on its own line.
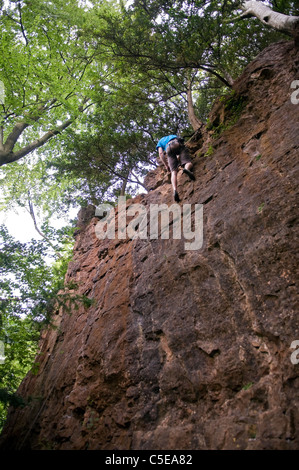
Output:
[27, 191, 62, 257]
[17, 1, 29, 46]
[130, 170, 148, 191]
[6, 118, 73, 165]
[3, 99, 57, 154]
[200, 66, 232, 88]
[239, 1, 299, 37]
[3, 122, 30, 154]
[0, 98, 92, 166]
[100, 159, 148, 191]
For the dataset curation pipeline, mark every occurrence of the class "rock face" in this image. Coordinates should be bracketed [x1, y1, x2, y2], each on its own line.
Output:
[1, 40, 299, 450]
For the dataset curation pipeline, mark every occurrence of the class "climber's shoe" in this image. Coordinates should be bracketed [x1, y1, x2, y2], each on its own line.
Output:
[183, 168, 195, 181]
[174, 190, 180, 202]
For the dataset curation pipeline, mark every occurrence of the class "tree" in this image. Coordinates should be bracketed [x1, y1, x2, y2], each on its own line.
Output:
[89, 1, 295, 85]
[0, 0, 96, 168]
[0, 312, 38, 431]
[1, 0, 297, 216]
[0, 222, 93, 430]
[47, 70, 192, 205]
[85, 0, 295, 134]
[0, 223, 67, 428]
[90, 1, 237, 86]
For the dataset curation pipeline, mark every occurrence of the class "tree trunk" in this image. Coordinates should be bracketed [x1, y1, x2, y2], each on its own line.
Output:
[240, 1, 299, 37]
[120, 170, 130, 196]
[222, 70, 234, 87]
[187, 79, 202, 131]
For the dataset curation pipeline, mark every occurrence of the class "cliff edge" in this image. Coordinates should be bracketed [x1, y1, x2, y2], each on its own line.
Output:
[0, 40, 298, 450]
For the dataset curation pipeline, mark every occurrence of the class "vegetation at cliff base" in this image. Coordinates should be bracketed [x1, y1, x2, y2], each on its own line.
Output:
[0, 222, 76, 429]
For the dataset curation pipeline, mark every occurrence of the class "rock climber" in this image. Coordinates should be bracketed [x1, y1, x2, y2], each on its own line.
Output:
[156, 134, 195, 202]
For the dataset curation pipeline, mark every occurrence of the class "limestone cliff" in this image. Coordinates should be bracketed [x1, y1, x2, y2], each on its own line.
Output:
[0, 40, 298, 450]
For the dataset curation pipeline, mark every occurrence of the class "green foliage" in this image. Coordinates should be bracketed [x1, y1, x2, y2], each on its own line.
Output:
[0, 314, 37, 431]
[204, 144, 214, 158]
[269, 0, 299, 15]
[0, 0, 98, 166]
[258, 202, 265, 213]
[0, 223, 73, 318]
[206, 91, 247, 139]
[242, 382, 254, 390]
[91, 1, 289, 85]
[1, 0, 296, 214]
[47, 70, 192, 205]
[0, 222, 94, 430]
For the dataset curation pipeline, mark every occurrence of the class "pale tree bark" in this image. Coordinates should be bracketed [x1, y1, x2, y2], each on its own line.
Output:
[239, 1, 299, 38]
[221, 69, 234, 87]
[187, 78, 203, 131]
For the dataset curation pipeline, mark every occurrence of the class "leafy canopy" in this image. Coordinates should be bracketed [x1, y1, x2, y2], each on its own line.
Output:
[1, 0, 297, 213]
[0, 0, 100, 167]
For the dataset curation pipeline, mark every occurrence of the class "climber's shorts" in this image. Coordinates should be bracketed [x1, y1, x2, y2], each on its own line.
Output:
[166, 139, 192, 172]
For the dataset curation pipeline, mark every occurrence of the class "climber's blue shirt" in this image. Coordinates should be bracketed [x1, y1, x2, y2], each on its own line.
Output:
[156, 135, 177, 152]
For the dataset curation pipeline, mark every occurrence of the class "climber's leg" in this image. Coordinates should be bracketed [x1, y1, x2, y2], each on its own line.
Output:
[180, 148, 195, 180]
[183, 165, 195, 181]
[167, 148, 181, 202]
[171, 170, 180, 202]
